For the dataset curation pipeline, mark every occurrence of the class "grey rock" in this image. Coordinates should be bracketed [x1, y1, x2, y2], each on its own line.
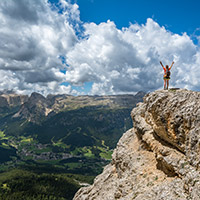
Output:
[0, 93, 28, 108]
[73, 89, 200, 200]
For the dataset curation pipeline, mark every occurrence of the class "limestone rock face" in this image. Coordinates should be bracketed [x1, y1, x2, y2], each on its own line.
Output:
[15, 92, 51, 123]
[0, 93, 28, 108]
[73, 89, 200, 200]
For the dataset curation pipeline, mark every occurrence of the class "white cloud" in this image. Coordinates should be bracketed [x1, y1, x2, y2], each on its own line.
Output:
[0, 0, 78, 95]
[59, 0, 80, 22]
[65, 18, 200, 94]
[0, 1, 199, 95]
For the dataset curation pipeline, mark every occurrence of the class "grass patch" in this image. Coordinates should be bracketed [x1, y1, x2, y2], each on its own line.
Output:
[72, 147, 95, 158]
[99, 151, 113, 160]
[83, 148, 95, 158]
[53, 140, 70, 149]
[64, 162, 82, 170]
[1, 183, 10, 191]
[1, 142, 10, 148]
[0, 131, 5, 138]
[21, 138, 33, 143]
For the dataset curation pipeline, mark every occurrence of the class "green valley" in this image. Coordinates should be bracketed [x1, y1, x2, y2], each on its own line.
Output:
[0, 92, 145, 199]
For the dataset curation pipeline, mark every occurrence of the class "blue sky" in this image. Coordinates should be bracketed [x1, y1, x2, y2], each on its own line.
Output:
[0, 0, 200, 95]
[75, 0, 200, 38]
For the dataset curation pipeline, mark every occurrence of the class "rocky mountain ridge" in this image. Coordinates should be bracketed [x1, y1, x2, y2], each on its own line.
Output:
[4, 91, 145, 123]
[0, 93, 28, 108]
[74, 89, 200, 200]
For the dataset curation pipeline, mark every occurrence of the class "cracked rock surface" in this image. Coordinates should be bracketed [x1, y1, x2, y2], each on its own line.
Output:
[73, 89, 200, 200]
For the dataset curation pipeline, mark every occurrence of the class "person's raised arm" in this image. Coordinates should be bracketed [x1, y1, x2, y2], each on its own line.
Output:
[160, 61, 164, 69]
[169, 61, 174, 70]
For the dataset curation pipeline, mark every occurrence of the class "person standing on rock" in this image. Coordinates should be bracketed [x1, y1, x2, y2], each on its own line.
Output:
[160, 61, 174, 90]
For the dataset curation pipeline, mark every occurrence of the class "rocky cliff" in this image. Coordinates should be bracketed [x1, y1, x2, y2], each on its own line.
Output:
[73, 89, 200, 200]
[0, 93, 28, 108]
[14, 92, 51, 122]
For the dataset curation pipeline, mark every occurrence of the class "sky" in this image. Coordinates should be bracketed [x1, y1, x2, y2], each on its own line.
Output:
[0, 0, 200, 96]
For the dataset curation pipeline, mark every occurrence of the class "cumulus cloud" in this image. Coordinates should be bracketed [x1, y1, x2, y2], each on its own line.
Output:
[0, 0, 78, 95]
[65, 18, 199, 94]
[0, 0, 199, 95]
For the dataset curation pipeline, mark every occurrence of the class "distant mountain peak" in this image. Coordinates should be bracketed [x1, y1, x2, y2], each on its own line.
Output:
[0, 93, 28, 108]
[30, 92, 46, 100]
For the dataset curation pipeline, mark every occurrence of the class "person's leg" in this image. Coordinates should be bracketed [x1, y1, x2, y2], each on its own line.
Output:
[167, 80, 169, 89]
[164, 79, 166, 89]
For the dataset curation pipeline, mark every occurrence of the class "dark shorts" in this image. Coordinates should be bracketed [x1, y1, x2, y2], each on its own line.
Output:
[163, 77, 170, 80]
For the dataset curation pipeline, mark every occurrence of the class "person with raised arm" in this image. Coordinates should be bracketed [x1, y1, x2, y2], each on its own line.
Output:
[160, 61, 174, 90]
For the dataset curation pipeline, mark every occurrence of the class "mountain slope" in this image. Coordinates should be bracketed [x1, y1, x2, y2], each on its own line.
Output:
[0, 92, 145, 171]
[74, 89, 200, 200]
[0, 92, 145, 147]
[0, 91, 145, 199]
